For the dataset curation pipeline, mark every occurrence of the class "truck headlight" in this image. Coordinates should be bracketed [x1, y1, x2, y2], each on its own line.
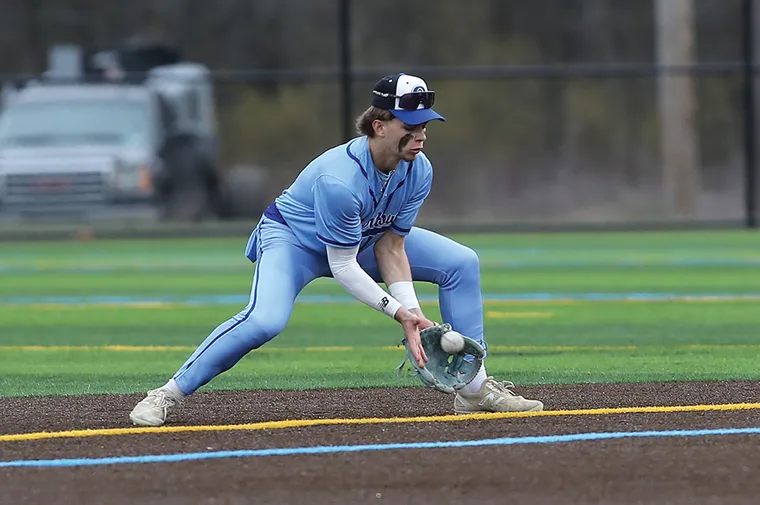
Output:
[115, 162, 154, 194]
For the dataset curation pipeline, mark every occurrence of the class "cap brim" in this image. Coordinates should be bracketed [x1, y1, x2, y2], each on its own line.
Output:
[388, 108, 446, 126]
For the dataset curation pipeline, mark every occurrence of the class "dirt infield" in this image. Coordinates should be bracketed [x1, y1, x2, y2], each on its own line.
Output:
[1, 381, 759, 505]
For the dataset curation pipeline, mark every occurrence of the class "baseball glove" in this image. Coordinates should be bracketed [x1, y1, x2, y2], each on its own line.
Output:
[396, 323, 485, 394]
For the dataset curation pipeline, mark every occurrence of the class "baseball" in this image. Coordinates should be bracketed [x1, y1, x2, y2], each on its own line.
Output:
[440, 330, 465, 353]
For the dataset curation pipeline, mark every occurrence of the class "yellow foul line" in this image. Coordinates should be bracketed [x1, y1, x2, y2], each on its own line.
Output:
[2, 402, 759, 443]
[486, 311, 554, 319]
[4, 344, 760, 353]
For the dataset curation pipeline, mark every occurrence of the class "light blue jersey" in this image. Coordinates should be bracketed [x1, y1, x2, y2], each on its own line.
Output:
[273, 136, 433, 254]
[174, 137, 486, 396]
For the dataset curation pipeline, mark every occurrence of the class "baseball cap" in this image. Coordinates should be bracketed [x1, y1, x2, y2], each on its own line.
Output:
[371, 73, 446, 126]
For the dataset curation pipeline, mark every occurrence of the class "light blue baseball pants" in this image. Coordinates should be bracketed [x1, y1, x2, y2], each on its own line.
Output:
[173, 215, 485, 395]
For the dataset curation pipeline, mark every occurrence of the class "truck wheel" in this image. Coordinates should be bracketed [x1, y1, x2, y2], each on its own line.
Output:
[218, 164, 270, 219]
[157, 165, 212, 221]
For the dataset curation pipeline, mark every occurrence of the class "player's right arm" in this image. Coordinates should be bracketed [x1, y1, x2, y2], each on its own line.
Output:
[313, 175, 428, 367]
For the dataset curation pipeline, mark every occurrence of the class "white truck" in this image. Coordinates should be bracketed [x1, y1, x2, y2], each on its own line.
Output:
[0, 41, 228, 221]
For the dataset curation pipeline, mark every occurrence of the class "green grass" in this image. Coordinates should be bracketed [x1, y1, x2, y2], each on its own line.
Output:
[1, 230, 760, 397]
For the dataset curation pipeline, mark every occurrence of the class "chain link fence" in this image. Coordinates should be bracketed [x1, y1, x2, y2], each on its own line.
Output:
[0, 0, 757, 228]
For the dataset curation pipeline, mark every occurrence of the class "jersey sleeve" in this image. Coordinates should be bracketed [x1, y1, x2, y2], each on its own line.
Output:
[313, 175, 362, 248]
[391, 159, 433, 236]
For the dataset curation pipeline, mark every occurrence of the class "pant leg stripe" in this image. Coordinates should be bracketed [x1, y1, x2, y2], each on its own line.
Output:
[175, 231, 264, 378]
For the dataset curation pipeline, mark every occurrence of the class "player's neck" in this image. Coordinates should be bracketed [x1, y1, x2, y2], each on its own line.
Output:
[367, 137, 400, 174]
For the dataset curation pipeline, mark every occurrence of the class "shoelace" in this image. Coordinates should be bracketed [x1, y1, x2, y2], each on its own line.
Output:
[146, 389, 175, 408]
[484, 379, 520, 397]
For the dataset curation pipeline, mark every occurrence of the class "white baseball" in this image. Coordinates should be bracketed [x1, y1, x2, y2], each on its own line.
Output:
[440, 330, 465, 353]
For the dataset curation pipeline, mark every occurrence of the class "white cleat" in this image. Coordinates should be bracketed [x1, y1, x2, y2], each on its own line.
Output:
[454, 377, 544, 414]
[129, 388, 180, 427]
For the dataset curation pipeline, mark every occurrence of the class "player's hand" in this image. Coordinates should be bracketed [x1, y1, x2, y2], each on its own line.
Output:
[395, 308, 428, 368]
[410, 308, 436, 330]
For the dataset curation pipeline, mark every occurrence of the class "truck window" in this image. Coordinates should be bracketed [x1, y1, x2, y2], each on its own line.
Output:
[0, 99, 153, 148]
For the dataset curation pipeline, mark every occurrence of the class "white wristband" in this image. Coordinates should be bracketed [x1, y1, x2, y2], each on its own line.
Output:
[389, 281, 421, 311]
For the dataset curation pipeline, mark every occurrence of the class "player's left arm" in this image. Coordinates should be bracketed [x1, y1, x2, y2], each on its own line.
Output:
[373, 158, 435, 327]
[373, 231, 435, 329]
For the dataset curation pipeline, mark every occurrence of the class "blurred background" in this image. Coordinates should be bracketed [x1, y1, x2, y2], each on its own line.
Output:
[0, 0, 758, 235]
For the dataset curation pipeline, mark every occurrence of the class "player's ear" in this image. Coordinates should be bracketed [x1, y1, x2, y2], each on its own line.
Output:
[372, 118, 387, 138]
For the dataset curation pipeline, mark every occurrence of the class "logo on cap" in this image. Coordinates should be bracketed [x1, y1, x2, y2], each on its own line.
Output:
[413, 85, 426, 92]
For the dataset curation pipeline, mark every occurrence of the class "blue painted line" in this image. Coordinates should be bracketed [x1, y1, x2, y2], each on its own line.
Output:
[492, 258, 760, 269]
[1, 258, 760, 274]
[2, 292, 760, 306]
[1, 427, 759, 468]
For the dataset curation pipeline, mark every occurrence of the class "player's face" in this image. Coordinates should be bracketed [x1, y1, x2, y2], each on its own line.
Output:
[388, 119, 427, 161]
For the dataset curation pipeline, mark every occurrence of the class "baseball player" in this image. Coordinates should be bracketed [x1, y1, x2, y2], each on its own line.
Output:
[129, 73, 544, 427]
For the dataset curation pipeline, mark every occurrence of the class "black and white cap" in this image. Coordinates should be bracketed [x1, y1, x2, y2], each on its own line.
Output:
[371, 73, 446, 126]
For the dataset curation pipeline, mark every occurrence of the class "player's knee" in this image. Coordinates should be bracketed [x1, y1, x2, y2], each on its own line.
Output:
[451, 245, 480, 276]
[435, 244, 480, 288]
[245, 313, 288, 348]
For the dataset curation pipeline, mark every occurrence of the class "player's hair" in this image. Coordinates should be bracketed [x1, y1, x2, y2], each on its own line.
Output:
[355, 106, 395, 137]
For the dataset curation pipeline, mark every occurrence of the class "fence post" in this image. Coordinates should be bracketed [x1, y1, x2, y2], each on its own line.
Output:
[338, 0, 353, 142]
[743, 0, 758, 228]
[655, 0, 700, 219]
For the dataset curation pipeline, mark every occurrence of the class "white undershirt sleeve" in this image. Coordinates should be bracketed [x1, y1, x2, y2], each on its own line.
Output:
[326, 245, 403, 318]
